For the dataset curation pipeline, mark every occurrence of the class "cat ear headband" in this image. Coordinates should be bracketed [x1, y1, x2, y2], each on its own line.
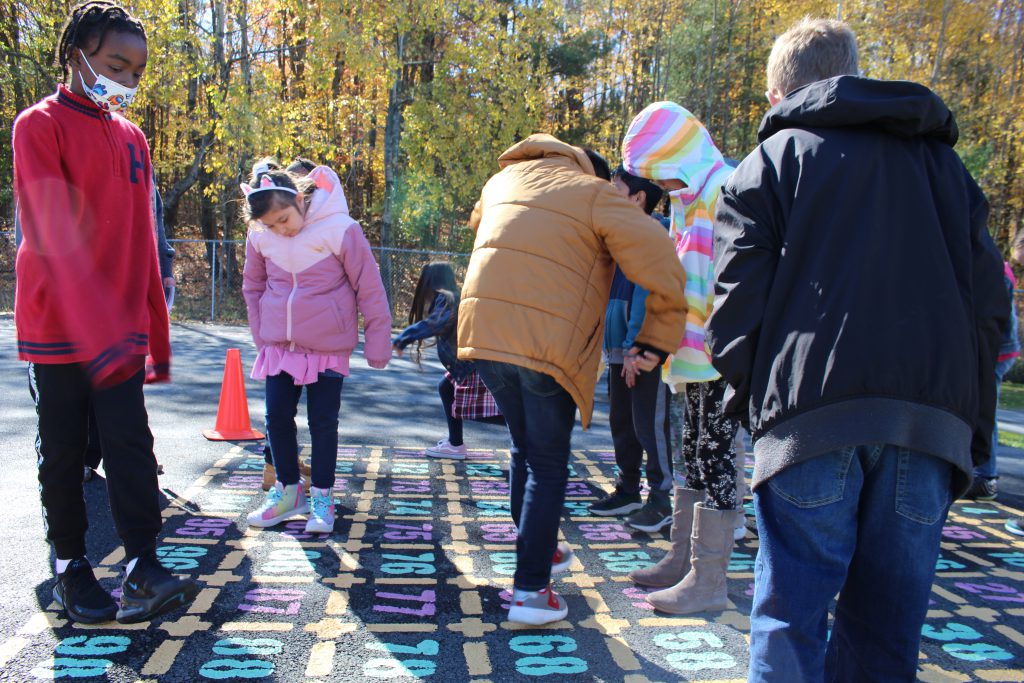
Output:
[240, 174, 298, 197]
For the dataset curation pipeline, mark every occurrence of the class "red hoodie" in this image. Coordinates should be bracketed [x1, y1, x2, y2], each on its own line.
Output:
[12, 85, 170, 386]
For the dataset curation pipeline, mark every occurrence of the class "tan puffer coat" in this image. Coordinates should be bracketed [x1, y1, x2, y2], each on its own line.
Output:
[457, 134, 687, 427]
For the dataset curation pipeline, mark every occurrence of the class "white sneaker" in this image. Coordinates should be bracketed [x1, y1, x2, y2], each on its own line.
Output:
[508, 586, 569, 625]
[734, 510, 747, 540]
[424, 439, 467, 460]
[305, 487, 335, 534]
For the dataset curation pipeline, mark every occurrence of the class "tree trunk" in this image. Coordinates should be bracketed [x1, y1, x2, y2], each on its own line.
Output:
[930, 0, 954, 87]
[162, 131, 215, 234]
[1, 4, 26, 114]
[380, 33, 409, 303]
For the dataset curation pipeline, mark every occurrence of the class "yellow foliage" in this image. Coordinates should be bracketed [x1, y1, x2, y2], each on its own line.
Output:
[1, 0, 1021, 246]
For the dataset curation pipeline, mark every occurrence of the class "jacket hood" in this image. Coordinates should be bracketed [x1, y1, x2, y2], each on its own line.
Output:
[497, 134, 596, 175]
[622, 101, 728, 195]
[304, 165, 351, 223]
[759, 75, 958, 145]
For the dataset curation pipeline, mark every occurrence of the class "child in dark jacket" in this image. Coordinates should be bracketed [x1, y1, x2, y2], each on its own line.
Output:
[393, 262, 504, 459]
[590, 169, 675, 531]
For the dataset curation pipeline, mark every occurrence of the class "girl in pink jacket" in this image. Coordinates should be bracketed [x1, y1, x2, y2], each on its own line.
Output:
[241, 159, 392, 534]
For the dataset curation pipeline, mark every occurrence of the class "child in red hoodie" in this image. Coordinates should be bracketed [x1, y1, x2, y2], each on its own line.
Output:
[12, 0, 196, 625]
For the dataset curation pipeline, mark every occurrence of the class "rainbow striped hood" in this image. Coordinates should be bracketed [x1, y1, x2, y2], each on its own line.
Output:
[622, 101, 732, 387]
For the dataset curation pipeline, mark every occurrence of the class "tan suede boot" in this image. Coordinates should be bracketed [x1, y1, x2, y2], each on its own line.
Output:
[261, 462, 276, 491]
[646, 503, 736, 614]
[264, 460, 309, 491]
[628, 487, 702, 587]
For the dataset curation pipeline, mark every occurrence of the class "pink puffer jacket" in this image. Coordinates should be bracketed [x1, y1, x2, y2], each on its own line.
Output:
[242, 166, 392, 365]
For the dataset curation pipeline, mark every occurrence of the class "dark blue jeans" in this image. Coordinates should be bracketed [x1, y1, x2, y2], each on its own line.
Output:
[748, 444, 953, 682]
[265, 371, 343, 490]
[476, 360, 577, 591]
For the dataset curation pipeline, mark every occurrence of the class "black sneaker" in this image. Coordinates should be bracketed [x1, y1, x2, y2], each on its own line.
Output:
[53, 558, 118, 624]
[626, 492, 673, 533]
[589, 488, 643, 516]
[116, 552, 199, 624]
[962, 477, 998, 501]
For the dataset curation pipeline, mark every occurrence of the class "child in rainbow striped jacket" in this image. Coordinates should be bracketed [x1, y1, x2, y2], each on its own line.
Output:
[619, 101, 740, 616]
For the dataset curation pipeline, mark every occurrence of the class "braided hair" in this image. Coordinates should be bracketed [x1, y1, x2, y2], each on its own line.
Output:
[56, 1, 146, 81]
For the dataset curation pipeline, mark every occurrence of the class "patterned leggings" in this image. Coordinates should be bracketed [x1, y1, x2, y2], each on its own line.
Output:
[670, 378, 739, 510]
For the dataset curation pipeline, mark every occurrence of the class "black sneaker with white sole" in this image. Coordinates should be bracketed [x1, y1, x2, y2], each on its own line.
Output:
[53, 557, 118, 624]
[626, 492, 673, 533]
[116, 552, 199, 624]
[588, 488, 643, 516]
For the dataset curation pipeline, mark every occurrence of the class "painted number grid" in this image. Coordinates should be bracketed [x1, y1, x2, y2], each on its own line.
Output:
[0, 444, 1021, 681]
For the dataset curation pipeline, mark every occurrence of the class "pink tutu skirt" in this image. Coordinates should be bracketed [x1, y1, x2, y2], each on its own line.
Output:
[251, 345, 350, 385]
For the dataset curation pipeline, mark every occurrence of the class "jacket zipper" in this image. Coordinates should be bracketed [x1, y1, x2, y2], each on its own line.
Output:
[285, 236, 298, 350]
[286, 271, 297, 351]
[99, 112, 123, 178]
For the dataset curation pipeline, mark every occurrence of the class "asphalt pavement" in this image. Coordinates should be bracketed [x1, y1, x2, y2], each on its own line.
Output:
[0, 314, 1022, 682]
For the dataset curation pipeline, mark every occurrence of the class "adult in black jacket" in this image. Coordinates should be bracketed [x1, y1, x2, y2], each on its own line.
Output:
[706, 17, 1008, 683]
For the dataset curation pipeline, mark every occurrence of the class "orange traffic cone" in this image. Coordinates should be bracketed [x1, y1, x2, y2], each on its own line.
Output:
[202, 348, 265, 441]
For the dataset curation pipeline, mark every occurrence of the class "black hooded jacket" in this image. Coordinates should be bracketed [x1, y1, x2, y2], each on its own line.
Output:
[706, 76, 1008, 495]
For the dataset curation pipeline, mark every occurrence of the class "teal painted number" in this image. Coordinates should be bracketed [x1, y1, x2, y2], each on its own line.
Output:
[654, 631, 737, 671]
[362, 658, 437, 678]
[55, 636, 131, 656]
[31, 657, 113, 678]
[509, 636, 578, 654]
[156, 545, 207, 570]
[366, 640, 439, 656]
[514, 656, 588, 676]
[212, 638, 284, 656]
[510, 636, 587, 676]
[921, 623, 982, 642]
[199, 659, 275, 679]
[943, 642, 1014, 662]
[380, 552, 436, 575]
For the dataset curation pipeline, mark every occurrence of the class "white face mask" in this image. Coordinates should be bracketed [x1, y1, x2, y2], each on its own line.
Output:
[77, 51, 138, 113]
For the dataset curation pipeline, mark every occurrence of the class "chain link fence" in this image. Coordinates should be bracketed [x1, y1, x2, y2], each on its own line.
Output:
[0, 231, 470, 324]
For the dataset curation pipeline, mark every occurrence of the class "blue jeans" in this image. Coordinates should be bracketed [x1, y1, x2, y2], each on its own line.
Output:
[476, 360, 578, 591]
[974, 356, 1015, 479]
[748, 444, 953, 682]
[265, 371, 343, 490]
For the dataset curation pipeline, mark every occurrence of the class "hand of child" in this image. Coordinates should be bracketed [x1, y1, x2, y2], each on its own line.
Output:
[621, 355, 638, 388]
[144, 356, 171, 384]
[627, 346, 662, 373]
[369, 347, 393, 369]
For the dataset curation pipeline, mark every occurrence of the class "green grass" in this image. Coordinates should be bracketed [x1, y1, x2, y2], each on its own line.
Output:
[998, 382, 1024, 448]
[999, 430, 1024, 450]
[1001, 382, 1024, 410]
